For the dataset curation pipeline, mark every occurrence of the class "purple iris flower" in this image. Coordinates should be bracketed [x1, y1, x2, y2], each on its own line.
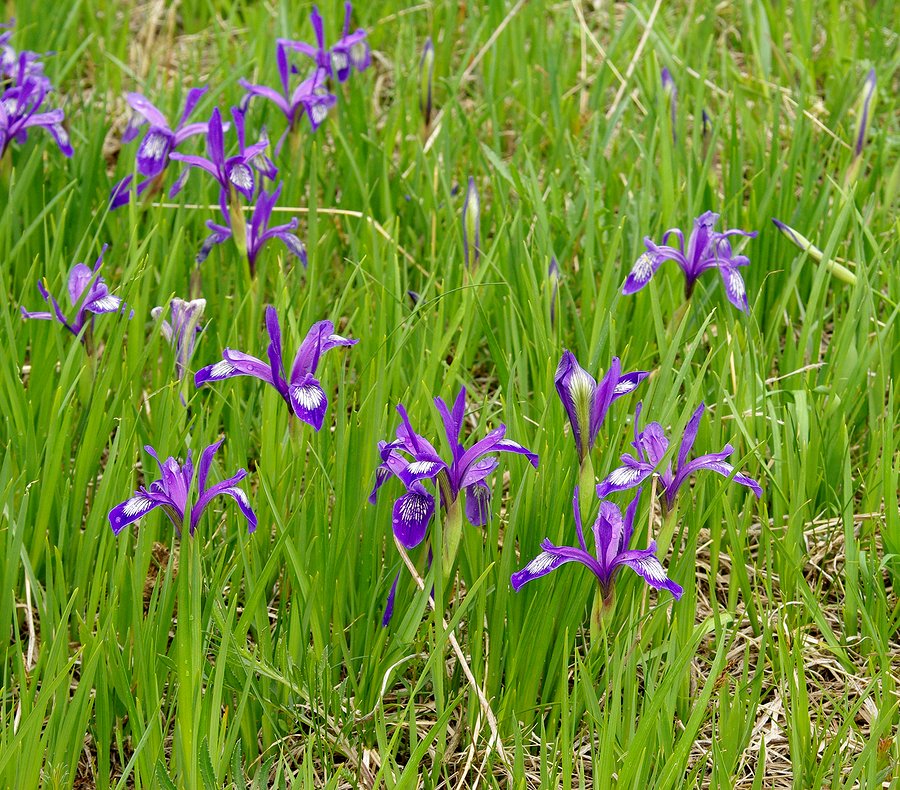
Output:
[196, 183, 306, 272]
[195, 305, 358, 430]
[0, 57, 72, 159]
[371, 387, 538, 625]
[511, 487, 682, 605]
[151, 297, 206, 381]
[108, 439, 256, 537]
[462, 176, 480, 268]
[230, 106, 278, 182]
[370, 387, 539, 548]
[555, 351, 648, 465]
[169, 107, 267, 203]
[20, 245, 131, 341]
[596, 402, 762, 510]
[109, 89, 210, 208]
[281, 3, 370, 84]
[240, 43, 336, 148]
[622, 211, 757, 312]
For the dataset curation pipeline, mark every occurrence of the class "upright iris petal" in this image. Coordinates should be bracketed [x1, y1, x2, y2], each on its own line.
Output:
[108, 440, 256, 537]
[195, 305, 358, 430]
[554, 350, 648, 465]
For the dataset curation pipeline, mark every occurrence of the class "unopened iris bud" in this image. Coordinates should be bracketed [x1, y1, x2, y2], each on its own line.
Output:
[661, 66, 677, 141]
[419, 37, 435, 128]
[771, 218, 857, 286]
[462, 176, 480, 269]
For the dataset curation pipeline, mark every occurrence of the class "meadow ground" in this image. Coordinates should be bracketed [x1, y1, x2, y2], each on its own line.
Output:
[1, 0, 898, 787]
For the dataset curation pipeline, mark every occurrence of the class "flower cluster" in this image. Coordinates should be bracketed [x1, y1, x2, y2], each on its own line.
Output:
[0, 19, 72, 160]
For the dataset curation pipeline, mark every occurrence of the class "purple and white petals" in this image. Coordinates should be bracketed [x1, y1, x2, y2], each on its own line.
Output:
[615, 545, 683, 599]
[108, 491, 162, 535]
[596, 461, 653, 498]
[392, 487, 435, 549]
[288, 378, 329, 430]
[136, 127, 173, 176]
[510, 546, 574, 591]
[622, 251, 659, 294]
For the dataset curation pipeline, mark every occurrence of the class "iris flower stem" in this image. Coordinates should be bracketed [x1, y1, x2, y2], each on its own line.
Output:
[589, 586, 615, 645]
[175, 532, 202, 790]
[441, 497, 464, 576]
[392, 536, 512, 775]
[655, 503, 680, 562]
[577, 456, 596, 527]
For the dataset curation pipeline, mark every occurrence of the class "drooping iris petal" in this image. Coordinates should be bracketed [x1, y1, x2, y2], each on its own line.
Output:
[288, 377, 329, 430]
[614, 545, 683, 598]
[136, 127, 174, 177]
[108, 491, 165, 535]
[392, 487, 435, 549]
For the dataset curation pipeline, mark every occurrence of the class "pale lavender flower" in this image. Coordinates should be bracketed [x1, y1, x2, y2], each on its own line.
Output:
[511, 487, 682, 603]
[555, 351, 648, 465]
[109, 439, 256, 537]
[20, 245, 131, 341]
[196, 183, 307, 273]
[623, 211, 757, 312]
[596, 402, 762, 509]
[195, 305, 357, 430]
[151, 297, 206, 380]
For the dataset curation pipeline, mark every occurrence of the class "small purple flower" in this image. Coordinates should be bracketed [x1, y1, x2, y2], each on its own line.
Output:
[240, 43, 336, 148]
[419, 37, 435, 126]
[596, 402, 762, 509]
[555, 351, 648, 465]
[329, 3, 371, 81]
[108, 439, 256, 537]
[151, 297, 206, 381]
[169, 107, 267, 203]
[20, 245, 131, 341]
[0, 56, 71, 159]
[110, 89, 210, 208]
[511, 487, 682, 604]
[462, 176, 480, 268]
[281, 3, 370, 84]
[854, 68, 876, 158]
[196, 183, 306, 272]
[623, 211, 757, 312]
[231, 107, 278, 182]
[195, 305, 357, 430]
[661, 66, 676, 140]
[370, 387, 539, 550]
